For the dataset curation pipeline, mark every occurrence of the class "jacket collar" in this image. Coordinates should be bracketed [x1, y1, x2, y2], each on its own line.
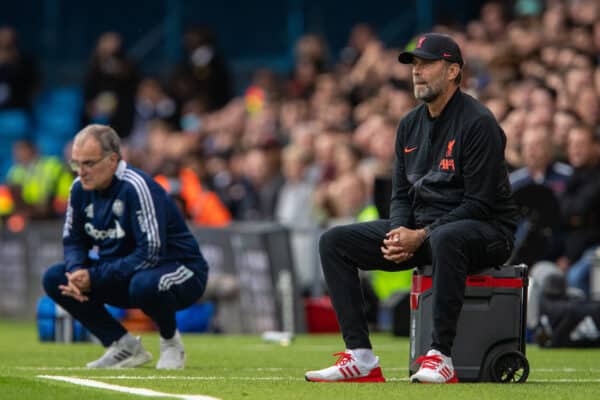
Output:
[426, 87, 462, 122]
[96, 160, 127, 198]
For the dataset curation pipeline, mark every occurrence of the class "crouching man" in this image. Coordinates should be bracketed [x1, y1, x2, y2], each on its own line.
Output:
[43, 124, 209, 369]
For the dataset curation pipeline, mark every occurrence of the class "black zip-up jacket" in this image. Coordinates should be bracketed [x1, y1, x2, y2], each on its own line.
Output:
[390, 89, 519, 237]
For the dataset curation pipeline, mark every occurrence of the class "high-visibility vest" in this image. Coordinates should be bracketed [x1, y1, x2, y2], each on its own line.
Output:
[155, 168, 232, 227]
[6, 157, 73, 212]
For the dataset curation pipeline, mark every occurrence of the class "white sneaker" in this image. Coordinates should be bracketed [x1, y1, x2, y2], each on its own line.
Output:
[305, 351, 385, 383]
[86, 334, 152, 369]
[410, 349, 458, 383]
[156, 330, 185, 369]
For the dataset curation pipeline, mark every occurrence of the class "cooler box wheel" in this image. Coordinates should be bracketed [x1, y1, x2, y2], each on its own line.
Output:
[490, 350, 529, 383]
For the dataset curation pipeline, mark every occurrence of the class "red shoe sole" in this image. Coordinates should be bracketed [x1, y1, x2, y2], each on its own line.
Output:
[306, 367, 386, 383]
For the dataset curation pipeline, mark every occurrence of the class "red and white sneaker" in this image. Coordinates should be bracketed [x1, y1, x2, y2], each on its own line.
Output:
[410, 349, 458, 383]
[305, 351, 385, 383]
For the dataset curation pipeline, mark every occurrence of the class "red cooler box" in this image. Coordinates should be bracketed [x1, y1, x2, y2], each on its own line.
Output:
[409, 264, 529, 383]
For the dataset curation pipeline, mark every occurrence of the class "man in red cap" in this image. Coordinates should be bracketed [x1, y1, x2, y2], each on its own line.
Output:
[305, 33, 519, 384]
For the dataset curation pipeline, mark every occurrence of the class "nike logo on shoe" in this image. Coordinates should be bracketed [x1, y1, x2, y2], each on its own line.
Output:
[404, 146, 418, 153]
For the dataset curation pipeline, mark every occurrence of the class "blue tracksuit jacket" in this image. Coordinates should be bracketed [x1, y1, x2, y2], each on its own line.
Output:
[62, 160, 208, 291]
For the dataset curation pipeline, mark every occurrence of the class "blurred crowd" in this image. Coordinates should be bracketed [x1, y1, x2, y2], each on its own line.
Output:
[1, 0, 599, 297]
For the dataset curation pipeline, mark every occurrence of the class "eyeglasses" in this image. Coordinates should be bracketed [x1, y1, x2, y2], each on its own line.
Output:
[69, 154, 110, 172]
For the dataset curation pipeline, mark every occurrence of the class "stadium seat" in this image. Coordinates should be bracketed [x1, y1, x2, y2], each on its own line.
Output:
[35, 109, 80, 137]
[0, 109, 31, 141]
[35, 133, 68, 157]
[0, 145, 13, 181]
[45, 87, 83, 113]
[105, 305, 127, 320]
[175, 302, 215, 333]
[36, 295, 91, 342]
[33, 87, 83, 148]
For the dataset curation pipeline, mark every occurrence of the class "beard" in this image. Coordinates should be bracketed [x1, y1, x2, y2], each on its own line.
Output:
[413, 83, 443, 103]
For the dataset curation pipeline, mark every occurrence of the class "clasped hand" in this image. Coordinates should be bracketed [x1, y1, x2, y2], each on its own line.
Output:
[58, 269, 91, 302]
[381, 226, 426, 263]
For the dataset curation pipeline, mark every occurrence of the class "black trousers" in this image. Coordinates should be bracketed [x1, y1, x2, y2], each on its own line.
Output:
[319, 219, 512, 357]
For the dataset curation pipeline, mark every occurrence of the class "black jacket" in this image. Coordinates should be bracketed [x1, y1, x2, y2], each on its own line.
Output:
[390, 89, 519, 236]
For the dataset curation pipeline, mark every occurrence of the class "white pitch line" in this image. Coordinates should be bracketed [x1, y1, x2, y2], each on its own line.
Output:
[38, 375, 221, 400]
[44, 375, 305, 381]
[98, 376, 600, 383]
[34, 374, 600, 385]
[19, 367, 288, 372]
[18, 367, 92, 371]
[528, 379, 600, 383]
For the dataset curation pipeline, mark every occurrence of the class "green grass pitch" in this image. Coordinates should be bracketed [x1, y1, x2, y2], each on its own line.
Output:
[1, 319, 600, 400]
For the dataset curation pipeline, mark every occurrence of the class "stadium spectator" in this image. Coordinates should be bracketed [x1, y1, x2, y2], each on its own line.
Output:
[552, 110, 579, 162]
[206, 148, 261, 221]
[338, 23, 377, 71]
[480, 1, 507, 39]
[276, 145, 318, 293]
[0, 26, 39, 110]
[129, 120, 177, 175]
[288, 34, 330, 99]
[5, 140, 73, 218]
[276, 145, 316, 228]
[82, 32, 139, 137]
[573, 86, 599, 127]
[279, 98, 310, 138]
[42, 124, 209, 369]
[154, 156, 232, 227]
[127, 78, 177, 151]
[500, 108, 526, 171]
[313, 142, 365, 223]
[384, 80, 417, 120]
[559, 125, 600, 297]
[244, 146, 285, 219]
[509, 126, 572, 264]
[510, 126, 572, 196]
[169, 26, 232, 111]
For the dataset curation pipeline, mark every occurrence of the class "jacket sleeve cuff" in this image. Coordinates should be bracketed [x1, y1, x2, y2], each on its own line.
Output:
[423, 225, 433, 240]
[87, 266, 106, 292]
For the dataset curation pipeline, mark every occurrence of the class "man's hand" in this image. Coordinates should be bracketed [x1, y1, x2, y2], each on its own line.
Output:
[381, 227, 426, 263]
[59, 270, 91, 302]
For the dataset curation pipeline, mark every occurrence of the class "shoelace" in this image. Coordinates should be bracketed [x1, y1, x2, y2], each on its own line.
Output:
[333, 352, 354, 366]
[415, 355, 442, 370]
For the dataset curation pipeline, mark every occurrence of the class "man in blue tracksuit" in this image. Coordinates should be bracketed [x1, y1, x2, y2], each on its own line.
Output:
[43, 124, 209, 369]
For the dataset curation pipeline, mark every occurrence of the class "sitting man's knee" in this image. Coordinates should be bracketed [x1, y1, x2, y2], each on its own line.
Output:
[319, 226, 346, 252]
[429, 225, 464, 252]
[128, 279, 157, 304]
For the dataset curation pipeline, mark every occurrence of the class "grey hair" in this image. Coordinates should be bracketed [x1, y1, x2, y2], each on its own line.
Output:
[74, 124, 122, 158]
